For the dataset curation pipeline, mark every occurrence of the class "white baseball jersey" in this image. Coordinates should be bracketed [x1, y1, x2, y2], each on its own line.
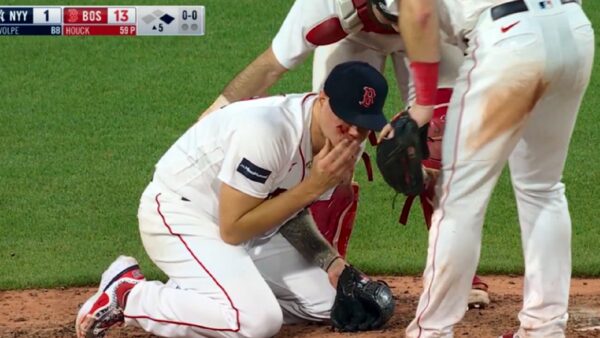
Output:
[406, 0, 594, 337]
[129, 94, 337, 338]
[272, 0, 464, 106]
[153, 93, 316, 226]
[271, 0, 400, 70]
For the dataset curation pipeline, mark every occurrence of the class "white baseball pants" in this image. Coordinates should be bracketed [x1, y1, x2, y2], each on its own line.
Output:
[123, 182, 335, 338]
[406, 1, 594, 337]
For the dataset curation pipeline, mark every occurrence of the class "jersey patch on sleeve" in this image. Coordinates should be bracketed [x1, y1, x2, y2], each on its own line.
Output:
[236, 158, 272, 184]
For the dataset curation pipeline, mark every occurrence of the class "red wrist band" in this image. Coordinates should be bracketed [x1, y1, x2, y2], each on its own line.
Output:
[410, 61, 439, 106]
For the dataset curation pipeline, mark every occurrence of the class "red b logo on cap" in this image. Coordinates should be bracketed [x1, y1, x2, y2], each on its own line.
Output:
[359, 87, 376, 108]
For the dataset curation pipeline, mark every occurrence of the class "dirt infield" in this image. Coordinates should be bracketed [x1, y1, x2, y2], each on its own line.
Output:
[1, 276, 599, 338]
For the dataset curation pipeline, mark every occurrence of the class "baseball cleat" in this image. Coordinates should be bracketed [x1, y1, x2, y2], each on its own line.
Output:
[76, 256, 145, 338]
[468, 275, 490, 309]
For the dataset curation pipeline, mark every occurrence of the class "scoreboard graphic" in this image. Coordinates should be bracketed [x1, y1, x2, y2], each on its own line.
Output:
[0, 6, 205, 36]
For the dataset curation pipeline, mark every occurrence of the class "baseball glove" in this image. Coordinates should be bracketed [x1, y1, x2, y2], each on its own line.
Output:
[399, 98, 448, 228]
[331, 265, 395, 332]
[376, 111, 429, 196]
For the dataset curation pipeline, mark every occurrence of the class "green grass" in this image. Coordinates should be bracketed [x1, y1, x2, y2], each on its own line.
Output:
[0, 1, 598, 289]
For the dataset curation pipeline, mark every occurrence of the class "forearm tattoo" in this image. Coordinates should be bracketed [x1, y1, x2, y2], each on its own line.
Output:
[279, 209, 341, 271]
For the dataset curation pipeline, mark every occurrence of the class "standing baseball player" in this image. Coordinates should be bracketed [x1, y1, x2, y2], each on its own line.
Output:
[202, 0, 490, 308]
[384, 0, 594, 337]
[202, 0, 462, 113]
[76, 61, 395, 338]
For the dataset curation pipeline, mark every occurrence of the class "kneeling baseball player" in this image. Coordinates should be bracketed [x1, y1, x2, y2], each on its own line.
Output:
[201, 0, 490, 308]
[76, 61, 394, 338]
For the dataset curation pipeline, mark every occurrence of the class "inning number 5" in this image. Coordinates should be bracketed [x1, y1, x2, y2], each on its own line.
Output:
[114, 9, 129, 22]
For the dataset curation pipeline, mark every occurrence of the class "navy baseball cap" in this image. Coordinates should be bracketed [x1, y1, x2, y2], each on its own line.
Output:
[324, 61, 389, 132]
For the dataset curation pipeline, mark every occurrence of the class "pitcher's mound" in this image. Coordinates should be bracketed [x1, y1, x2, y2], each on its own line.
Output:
[1, 276, 599, 337]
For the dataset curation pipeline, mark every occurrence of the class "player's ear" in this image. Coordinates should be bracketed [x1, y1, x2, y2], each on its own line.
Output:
[318, 91, 331, 109]
[318, 90, 327, 101]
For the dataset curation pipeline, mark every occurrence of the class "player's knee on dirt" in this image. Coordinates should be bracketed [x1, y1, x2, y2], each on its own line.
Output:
[301, 291, 336, 321]
[237, 302, 283, 338]
[278, 282, 336, 324]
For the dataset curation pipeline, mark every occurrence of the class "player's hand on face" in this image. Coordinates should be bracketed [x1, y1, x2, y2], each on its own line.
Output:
[309, 139, 361, 192]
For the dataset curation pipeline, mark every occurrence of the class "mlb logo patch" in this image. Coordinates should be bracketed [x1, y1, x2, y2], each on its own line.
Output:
[538, 0, 553, 9]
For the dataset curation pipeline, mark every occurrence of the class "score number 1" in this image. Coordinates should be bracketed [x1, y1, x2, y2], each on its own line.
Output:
[35, 7, 61, 23]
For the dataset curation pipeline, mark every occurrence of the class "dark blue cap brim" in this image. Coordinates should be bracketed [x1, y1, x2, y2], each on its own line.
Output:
[330, 102, 388, 131]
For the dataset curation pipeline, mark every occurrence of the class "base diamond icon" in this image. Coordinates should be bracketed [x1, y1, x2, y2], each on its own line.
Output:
[160, 14, 175, 24]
